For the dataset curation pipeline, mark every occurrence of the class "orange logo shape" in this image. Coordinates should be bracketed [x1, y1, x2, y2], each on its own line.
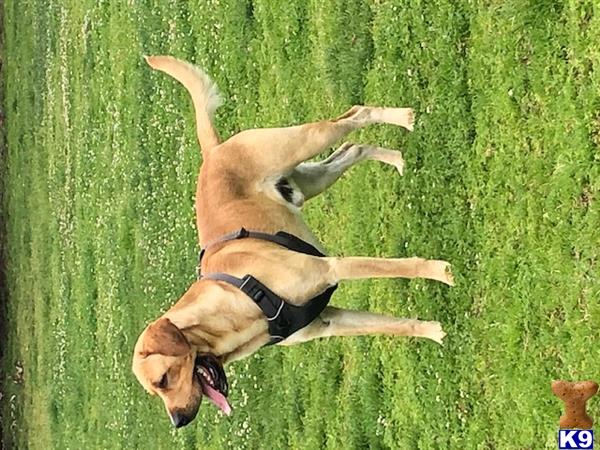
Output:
[552, 380, 598, 429]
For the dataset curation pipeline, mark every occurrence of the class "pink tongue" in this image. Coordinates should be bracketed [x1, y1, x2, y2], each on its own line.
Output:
[201, 382, 232, 415]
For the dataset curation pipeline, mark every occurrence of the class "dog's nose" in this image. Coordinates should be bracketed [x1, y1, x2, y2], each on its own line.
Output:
[170, 411, 192, 428]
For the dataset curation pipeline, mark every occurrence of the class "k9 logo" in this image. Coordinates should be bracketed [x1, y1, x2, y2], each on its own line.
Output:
[558, 430, 594, 449]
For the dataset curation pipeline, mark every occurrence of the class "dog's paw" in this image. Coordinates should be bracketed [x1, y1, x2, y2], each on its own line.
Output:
[418, 321, 446, 345]
[423, 260, 454, 286]
[386, 150, 405, 176]
[380, 107, 415, 131]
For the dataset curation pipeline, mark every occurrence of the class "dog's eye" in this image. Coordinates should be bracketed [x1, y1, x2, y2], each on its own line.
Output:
[156, 373, 168, 389]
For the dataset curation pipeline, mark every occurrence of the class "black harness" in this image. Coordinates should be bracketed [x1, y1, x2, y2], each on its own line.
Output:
[198, 228, 338, 345]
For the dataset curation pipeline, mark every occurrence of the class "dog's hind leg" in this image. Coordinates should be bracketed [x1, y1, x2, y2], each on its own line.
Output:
[290, 142, 405, 200]
[228, 106, 414, 177]
[278, 307, 446, 346]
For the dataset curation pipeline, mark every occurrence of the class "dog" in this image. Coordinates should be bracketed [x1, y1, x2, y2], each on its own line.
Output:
[132, 56, 454, 428]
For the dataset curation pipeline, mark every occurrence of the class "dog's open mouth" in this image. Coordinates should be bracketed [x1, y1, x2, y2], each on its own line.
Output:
[195, 354, 231, 415]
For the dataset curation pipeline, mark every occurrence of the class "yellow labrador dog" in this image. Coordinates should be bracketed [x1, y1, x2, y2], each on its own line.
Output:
[132, 56, 453, 428]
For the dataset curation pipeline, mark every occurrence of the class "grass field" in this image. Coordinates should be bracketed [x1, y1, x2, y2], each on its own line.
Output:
[1, 0, 600, 449]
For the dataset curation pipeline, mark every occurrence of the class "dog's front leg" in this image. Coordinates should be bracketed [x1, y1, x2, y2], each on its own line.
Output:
[278, 306, 446, 346]
[324, 256, 454, 286]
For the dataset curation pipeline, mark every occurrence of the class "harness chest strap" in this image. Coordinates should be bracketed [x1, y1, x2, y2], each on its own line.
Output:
[203, 272, 337, 344]
[198, 228, 338, 345]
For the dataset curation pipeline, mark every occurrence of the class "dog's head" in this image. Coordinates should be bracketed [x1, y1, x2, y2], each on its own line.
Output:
[132, 317, 231, 427]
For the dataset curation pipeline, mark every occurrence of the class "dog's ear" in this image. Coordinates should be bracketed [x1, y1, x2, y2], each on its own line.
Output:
[141, 317, 191, 357]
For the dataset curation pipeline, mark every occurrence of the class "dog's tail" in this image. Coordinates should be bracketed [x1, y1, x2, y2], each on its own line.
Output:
[145, 55, 223, 155]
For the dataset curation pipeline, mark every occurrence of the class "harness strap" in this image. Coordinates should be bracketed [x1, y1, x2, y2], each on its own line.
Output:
[202, 273, 286, 321]
[204, 272, 337, 345]
[198, 227, 325, 278]
[203, 227, 320, 251]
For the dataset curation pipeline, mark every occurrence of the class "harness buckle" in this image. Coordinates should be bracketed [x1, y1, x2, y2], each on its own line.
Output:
[234, 227, 250, 239]
[240, 275, 266, 302]
[239, 274, 253, 291]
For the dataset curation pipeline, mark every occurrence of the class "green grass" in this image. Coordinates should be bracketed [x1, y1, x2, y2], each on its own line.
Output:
[1, 0, 599, 449]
